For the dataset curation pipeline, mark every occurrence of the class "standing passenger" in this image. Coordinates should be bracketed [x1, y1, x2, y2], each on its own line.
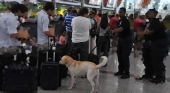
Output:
[64, 7, 75, 53]
[71, 7, 91, 61]
[0, 4, 28, 91]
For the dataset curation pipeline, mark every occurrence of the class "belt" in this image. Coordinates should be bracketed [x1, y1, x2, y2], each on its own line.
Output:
[0, 46, 18, 55]
[38, 43, 48, 51]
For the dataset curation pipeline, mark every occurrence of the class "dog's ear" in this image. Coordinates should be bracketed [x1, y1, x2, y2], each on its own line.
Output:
[64, 56, 73, 63]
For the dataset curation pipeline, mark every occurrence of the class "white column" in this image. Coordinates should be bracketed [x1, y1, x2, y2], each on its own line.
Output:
[81, 0, 84, 7]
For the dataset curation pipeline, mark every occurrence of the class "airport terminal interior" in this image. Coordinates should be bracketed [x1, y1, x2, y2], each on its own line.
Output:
[38, 48, 170, 93]
[0, 0, 170, 93]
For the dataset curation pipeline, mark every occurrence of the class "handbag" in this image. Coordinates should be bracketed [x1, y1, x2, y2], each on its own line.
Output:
[104, 24, 113, 39]
[90, 18, 98, 37]
[105, 31, 113, 39]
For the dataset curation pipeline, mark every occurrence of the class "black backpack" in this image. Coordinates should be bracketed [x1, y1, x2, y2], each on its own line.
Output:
[90, 18, 98, 37]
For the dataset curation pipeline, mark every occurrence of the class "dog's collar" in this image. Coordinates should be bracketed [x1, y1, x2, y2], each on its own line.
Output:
[67, 62, 73, 67]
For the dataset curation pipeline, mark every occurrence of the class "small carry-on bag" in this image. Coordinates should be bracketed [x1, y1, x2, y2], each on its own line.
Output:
[3, 64, 37, 93]
[40, 37, 60, 90]
[88, 46, 99, 65]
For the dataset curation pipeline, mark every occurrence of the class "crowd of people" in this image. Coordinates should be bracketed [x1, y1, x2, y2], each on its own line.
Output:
[62, 6, 169, 84]
[0, 1, 169, 91]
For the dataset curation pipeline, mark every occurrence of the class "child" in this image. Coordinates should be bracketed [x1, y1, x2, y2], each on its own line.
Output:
[58, 30, 66, 45]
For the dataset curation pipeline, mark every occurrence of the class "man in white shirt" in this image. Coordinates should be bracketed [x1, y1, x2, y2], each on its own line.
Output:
[0, 4, 28, 54]
[37, 2, 55, 85]
[0, 4, 28, 91]
[71, 7, 91, 61]
[37, 2, 55, 46]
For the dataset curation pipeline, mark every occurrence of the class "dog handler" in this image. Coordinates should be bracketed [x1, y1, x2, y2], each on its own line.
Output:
[138, 9, 167, 84]
[110, 7, 133, 79]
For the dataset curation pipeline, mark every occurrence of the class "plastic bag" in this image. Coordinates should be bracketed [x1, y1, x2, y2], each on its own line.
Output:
[134, 51, 145, 79]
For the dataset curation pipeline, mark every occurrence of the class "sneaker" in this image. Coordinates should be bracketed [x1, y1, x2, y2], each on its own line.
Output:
[121, 74, 130, 79]
[114, 71, 123, 76]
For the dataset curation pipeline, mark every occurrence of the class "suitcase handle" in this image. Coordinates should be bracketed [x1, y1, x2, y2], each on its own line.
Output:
[46, 36, 56, 62]
[48, 36, 56, 50]
[46, 51, 56, 62]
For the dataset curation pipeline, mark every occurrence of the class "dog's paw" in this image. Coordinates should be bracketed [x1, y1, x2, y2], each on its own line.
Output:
[67, 87, 73, 90]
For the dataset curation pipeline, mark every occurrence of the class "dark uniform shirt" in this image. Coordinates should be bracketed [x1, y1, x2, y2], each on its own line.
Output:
[118, 17, 131, 38]
[144, 22, 150, 41]
[148, 18, 166, 41]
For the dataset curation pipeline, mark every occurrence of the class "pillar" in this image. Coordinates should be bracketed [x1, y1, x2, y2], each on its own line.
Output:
[81, 0, 84, 7]
[52, 0, 56, 14]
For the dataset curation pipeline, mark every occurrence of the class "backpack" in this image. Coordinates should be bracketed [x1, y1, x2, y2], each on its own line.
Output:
[90, 18, 98, 37]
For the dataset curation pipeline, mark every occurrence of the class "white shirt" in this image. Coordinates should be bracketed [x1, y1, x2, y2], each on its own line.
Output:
[0, 12, 21, 48]
[71, 16, 91, 43]
[37, 10, 49, 45]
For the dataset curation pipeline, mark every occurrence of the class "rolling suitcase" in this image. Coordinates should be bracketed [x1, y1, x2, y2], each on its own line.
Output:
[40, 50, 60, 90]
[56, 44, 68, 79]
[40, 37, 60, 90]
[3, 64, 37, 93]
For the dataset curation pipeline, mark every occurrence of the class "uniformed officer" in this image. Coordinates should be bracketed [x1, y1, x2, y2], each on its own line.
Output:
[139, 9, 167, 84]
[111, 7, 133, 79]
[0, 4, 28, 91]
[137, 11, 153, 80]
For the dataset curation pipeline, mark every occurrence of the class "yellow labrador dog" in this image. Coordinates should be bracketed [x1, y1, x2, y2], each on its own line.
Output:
[59, 55, 108, 93]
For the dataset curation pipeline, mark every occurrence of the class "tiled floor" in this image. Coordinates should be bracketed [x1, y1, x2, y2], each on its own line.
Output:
[37, 50, 170, 93]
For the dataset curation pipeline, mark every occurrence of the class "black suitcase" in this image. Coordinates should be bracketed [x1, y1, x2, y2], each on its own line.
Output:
[88, 46, 99, 65]
[40, 38, 60, 90]
[56, 44, 68, 79]
[38, 49, 67, 79]
[3, 65, 37, 93]
[40, 62, 60, 90]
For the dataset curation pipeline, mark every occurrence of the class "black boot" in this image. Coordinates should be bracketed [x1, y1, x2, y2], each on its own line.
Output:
[150, 72, 166, 84]
[139, 74, 153, 81]
[150, 77, 165, 84]
[121, 74, 130, 79]
[114, 71, 123, 76]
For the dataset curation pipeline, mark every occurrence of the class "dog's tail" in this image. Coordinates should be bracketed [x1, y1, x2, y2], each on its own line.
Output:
[96, 56, 108, 68]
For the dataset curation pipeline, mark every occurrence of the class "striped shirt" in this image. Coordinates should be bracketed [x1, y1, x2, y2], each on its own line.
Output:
[64, 13, 75, 32]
